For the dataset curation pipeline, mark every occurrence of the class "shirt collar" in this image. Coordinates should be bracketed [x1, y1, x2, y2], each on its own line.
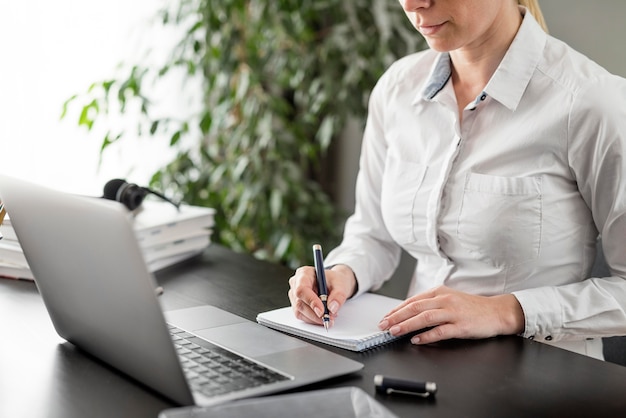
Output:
[418, 7, 547, 111]
[421, 52, 452, 100]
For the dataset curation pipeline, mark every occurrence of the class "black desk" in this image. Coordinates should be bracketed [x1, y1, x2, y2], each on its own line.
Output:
[2, 245, 626, 417]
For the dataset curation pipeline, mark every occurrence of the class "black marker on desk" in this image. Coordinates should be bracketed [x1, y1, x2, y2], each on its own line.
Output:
[374, 375, 437, 398]
[312, 244, 330, 331]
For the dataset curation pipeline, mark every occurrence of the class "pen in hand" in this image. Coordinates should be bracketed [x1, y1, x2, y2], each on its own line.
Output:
[312, 244, 330, 332]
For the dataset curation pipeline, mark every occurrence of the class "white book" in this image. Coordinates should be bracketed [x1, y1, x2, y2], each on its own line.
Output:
[2, 202, 215, 245]
[0, 241, 28, 266]
[0, 236, 22, 249]
[0, 246, 206, 281]
[132, 201, 215, 247]
[0, 220, 18, 241]
[0, 260, 34, 280]
[146, 249, 205, 272]
[141, 233, 211, 264]
[257, 293, 404, 352]
[0, 201, 215, 280]
[140, 227, 214, 250]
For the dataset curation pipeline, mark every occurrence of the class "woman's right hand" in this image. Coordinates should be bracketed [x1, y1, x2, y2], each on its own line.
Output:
[288, 264, 357, 327]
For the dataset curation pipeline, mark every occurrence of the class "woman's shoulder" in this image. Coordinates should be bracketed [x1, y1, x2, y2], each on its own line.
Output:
[540, 35, 624, 94]
[541, 36, 626, 122]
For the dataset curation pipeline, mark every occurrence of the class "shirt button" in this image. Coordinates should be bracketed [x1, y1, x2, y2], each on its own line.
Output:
[480, 94, 487, 101]
[545, 335, 553, 341]
[529, 336, 535, 340]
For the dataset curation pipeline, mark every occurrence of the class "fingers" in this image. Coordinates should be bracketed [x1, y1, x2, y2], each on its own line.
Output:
[321, 265, 358, 317]
[378, 301, 449, 338]
[378, 288, 444, 332]
[377, 286, 509, 345]
[287, 264, 357, 328]
[410, 323, 456, 345]
[382, 286, 439, 317]
[288, 266, 325, 325]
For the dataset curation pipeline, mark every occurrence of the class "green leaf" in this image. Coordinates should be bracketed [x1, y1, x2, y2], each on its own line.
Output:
[60, 94, 77, 120]
[170, 130, 182, 146]
[150, 120, 159, 135]
[77, 99, 99, 130]
[199, 112, 212, 135]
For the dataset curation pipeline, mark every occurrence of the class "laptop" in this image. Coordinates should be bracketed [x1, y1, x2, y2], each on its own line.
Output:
[0, 175, 363, 406]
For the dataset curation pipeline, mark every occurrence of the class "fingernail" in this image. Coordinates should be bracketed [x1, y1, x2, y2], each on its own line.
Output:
[411, 336, 421, 344]
[313, 307, 322, 317]
[378, 319, 389, 330]
[389, 325, 401, 336]
[328, 301, 339, 314]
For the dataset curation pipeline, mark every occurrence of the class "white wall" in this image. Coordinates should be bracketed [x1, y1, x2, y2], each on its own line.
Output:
[541, 0, 626, 78]
[0, 0, 175, 195]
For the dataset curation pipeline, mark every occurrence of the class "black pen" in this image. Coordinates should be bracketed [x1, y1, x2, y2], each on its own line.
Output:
[312, 244, 330, 331]
[374, 375, 437, 398]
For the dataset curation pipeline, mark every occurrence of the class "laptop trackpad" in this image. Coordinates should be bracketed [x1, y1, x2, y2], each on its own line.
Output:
[195, 322, 308, 357]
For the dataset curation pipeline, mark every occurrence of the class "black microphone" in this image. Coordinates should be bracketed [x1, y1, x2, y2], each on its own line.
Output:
[103, 179, 179, 211]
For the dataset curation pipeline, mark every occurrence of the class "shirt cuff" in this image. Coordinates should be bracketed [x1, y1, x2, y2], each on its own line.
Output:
[512, 286, 563, 341]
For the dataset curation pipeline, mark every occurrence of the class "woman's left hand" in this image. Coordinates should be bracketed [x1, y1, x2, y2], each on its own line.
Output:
[377, 285, 525, 345]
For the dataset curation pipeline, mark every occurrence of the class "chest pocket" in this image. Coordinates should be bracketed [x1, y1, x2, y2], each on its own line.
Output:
[380, 154, 428, 246]
[457, 173, 542, 268]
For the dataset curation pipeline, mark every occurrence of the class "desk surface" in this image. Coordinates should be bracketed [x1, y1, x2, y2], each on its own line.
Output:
[2, 245, 626, 417]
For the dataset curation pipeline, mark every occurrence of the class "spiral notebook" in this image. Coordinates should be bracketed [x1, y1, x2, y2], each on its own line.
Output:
[256, 293, 403, 352]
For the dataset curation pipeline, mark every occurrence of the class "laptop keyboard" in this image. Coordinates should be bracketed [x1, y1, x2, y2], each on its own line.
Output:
[168, 324, 290, 397]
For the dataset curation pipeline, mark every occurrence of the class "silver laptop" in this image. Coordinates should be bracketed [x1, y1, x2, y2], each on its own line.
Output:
[0, 175, 363, 406]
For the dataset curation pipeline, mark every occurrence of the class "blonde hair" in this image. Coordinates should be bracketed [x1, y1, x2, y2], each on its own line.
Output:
[519, 0, 548, 32]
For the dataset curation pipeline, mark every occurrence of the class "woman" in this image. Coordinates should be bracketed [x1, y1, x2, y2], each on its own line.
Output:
[288, 0, 626, 359]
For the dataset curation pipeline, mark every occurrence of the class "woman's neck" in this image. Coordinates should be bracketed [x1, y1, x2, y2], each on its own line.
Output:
[451, 6, 523, 117]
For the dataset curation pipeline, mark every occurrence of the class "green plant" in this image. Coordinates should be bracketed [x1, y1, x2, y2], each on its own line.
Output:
[62, 0, 425, 268]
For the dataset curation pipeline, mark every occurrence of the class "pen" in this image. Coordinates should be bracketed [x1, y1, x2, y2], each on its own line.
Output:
[312, 244, 330, 331]
[374, 374, 437, 398]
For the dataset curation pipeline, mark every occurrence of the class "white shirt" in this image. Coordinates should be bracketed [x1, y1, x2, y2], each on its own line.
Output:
[325, 10, 626, 357]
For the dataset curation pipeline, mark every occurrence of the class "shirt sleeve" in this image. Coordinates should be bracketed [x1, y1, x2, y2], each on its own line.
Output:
[324, 73, 402, 296]
[513, 75, 626, 341]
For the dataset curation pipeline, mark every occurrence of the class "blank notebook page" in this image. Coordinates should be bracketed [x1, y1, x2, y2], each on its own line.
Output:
[256, 293, 404, 352]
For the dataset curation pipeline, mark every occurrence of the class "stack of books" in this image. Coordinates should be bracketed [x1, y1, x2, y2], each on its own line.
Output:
[0, 199, 215, 280]
[132, 200, 216, 272]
